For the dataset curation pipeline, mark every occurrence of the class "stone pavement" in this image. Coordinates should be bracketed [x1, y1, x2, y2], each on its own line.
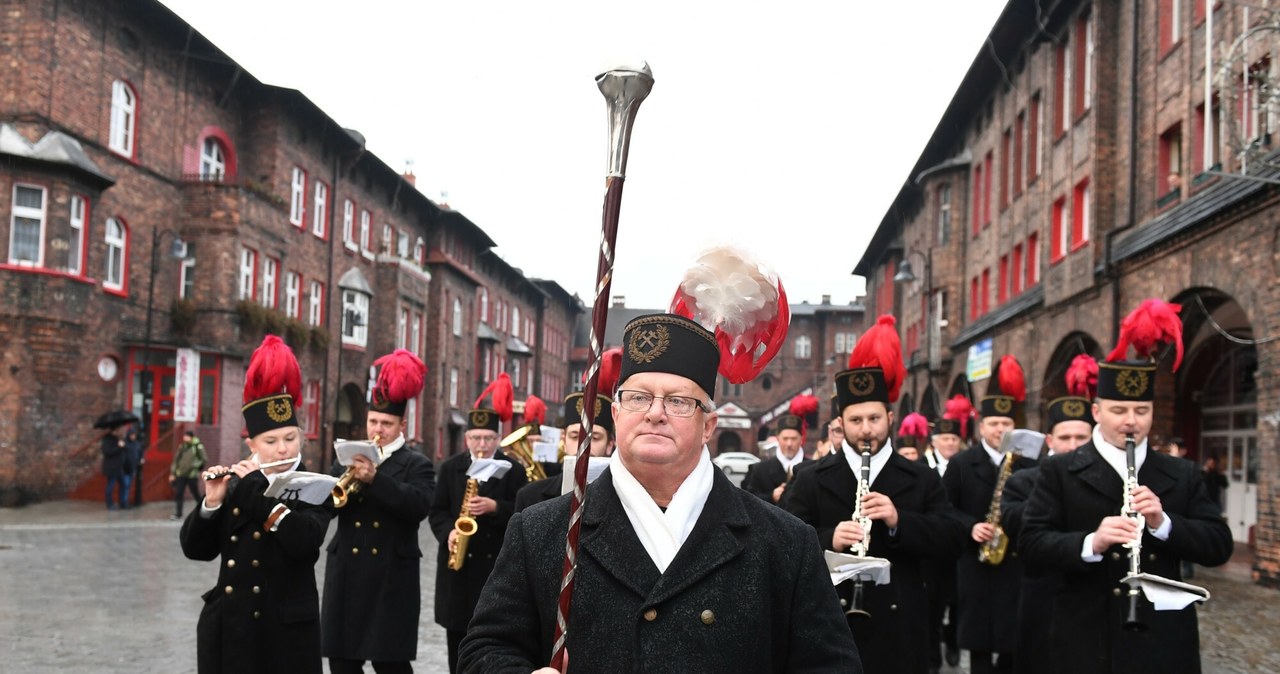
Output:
[2, 499, 1277, 673]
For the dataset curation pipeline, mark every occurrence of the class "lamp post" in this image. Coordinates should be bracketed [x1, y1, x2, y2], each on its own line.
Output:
[893, 248, 935, 370]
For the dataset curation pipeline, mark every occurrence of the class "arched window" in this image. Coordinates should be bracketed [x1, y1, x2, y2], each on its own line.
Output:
[104, 217, 127, 291]
[109, 80, 136, 157]
[199, 137, 225, 180]
[512, 306, 521, 338]
[452, 298, 463, 336]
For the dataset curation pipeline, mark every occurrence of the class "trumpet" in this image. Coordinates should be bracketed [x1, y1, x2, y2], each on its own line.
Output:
[448, 478, 479, 571]
[203, 457, 297, 480]
[501, 424, 547, 483]
[332, 435, 380, 508]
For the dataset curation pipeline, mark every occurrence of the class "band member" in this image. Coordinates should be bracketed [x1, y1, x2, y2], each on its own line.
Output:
[743, 394, 817, 504]
[922, 396, 971, 672]
[514, 388, 616, 512]
[180, 335, 330, 674]
[1021, 300, 1233, 674]
[999, 353, 1096, 674]
[943, 355, 1037, 674]
[518, 394, 562, 478]
[460, 313, 862, 672]
[428, 373, 528, 673]
[323, 349, 436, 674]
[895, 411, 929, 463]
[786, 315, 965, 674]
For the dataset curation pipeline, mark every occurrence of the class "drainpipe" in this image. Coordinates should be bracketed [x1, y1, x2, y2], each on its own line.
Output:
[1107, 0, 1142, 344]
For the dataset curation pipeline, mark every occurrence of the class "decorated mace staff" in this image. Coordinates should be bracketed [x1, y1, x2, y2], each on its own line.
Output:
[550, 63, 654, 671]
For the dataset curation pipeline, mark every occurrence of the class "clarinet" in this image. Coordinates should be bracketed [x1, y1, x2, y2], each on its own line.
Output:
[1120, 434, 1146, 632]
[845, 441, 874, 620]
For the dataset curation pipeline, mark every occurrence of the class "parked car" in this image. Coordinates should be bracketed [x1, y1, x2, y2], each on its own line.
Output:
[712, 452, 761, 476]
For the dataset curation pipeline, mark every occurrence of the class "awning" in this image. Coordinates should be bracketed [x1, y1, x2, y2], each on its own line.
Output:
[477, 323, 500, 342]
[506, 336, 532, 354]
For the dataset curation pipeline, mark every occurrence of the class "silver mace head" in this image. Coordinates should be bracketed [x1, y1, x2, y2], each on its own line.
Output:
[597, 62, 654, 178]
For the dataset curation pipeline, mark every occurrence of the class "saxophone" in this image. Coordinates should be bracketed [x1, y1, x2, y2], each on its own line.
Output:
[447, 478, 479, 571]
[978, 450, 1016, 565]
[846, 441, 874, 620]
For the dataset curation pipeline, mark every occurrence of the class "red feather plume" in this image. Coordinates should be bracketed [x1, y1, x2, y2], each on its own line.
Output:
[789, 394, 819, 419]
[847, 314, 906, 403]
[372, 349, 427, 405]
[996, 355, 1027, 402]
[474, 372, 514, 422]
[596, 347, 623, 398]
[1107, 298, 1184, 371]
[243, 335, 302, 405]
[523, 395, 547, 427]
[1065, 354, 1099, 399]
[899, 412, 930, 442]
[944, 394, 975, 438]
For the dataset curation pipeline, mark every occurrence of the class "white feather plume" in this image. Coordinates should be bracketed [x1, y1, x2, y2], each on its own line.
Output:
[677, 246, 779, 348]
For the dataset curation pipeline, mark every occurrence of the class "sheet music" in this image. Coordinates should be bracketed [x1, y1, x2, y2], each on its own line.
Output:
[560, 455, 610, 494]
[334, 440, 382, 467]
[824, 550, 892, 586]
[263, 471, 340, 505]
[466, 457, 513, 482]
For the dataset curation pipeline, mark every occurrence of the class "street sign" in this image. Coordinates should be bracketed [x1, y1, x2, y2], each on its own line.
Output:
[173, 348, 200, 422]
[967, 338, 993, 382]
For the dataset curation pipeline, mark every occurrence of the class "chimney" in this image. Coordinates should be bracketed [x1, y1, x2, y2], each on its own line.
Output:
[402, 159, 416, 187]
[612, 295, 626, 308]
[821, 294, 831, 305]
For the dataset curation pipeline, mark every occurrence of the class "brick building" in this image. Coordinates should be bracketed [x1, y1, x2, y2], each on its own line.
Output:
[0, 0, 578, 504]
[854, 0, 1280, 584]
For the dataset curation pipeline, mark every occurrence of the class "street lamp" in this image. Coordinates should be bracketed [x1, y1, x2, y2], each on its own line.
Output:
[893, 248, 937, 370]
[140, 228, 189, 434]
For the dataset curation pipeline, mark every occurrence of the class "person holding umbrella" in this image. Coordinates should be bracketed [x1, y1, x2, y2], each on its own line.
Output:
[95, 410, 140, 510]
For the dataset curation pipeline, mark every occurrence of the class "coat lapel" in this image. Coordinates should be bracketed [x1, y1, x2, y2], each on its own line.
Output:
[646, 471, 748, 606]
[871, 452, 916, 500]
[580, 471, 662, 598]
[1069, 442, 1123, 501]
[816, 453, 858, 511]
[1139, 451, 1180, 497]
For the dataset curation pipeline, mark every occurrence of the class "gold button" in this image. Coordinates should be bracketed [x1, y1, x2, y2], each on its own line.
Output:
[372, 548, 379, 555]
[229, 535, 239, 543]
[252, 586, 260, 594]
[839, 598, 848, 608]
[232, 507, 240, 516]
[1148, 553, 1157, 562]
[226, 559, 236, 568]
[700, 609, 715, 625]
[251, 560, 260, 568]
[890, 604, 898, 611]
[253, 611, 261, 619]
[373, 521, 380, 528]
[224, 586, 233, 595]
[643, 608, 658, 622]
[355, 521, 362, 528]
[1113, 587, 1123, 597]
[352, 547, 359, 555]
[253, 531, 262, 540]
[1111, 552, 1121, 561]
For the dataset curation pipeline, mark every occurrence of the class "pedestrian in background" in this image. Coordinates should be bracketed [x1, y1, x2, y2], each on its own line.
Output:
[101, 425, 131, 510]
[126, 428, 145, 506]
[170, 430, 205, 520]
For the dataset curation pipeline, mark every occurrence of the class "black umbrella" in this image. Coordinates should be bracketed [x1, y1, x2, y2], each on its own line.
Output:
[94, 410, 140, 430]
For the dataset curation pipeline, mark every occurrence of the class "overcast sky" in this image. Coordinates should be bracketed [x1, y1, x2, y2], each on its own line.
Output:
[160, 0, 1008, 310]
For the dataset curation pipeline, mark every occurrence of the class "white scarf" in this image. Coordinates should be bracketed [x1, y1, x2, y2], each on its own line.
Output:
[609, 446, 714, 573]
[1093, 426, 1148, 480]
[380, 433, 406, 458]
[841, 438, 893, 487]
[776, 444, 805, 477]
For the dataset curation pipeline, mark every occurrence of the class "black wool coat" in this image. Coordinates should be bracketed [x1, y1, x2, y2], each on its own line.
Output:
[741, 455, 813, 505]
[1020, 441, 1234, 674]
[784, 450, 965, 674]
[179, 470, 330, 674]
[942, 444, 1037, 652]
[514, 475, 561, 513]
[322, 445, 436, 662]
[427, 449, 527, 632]
[458, 467, 863, 673]
[1000, 465, 1057, 674]
[101, 434, 127, 477]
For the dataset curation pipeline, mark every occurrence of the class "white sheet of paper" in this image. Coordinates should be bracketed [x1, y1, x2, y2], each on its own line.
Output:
[532, 441, 560, 463]
[560, 455, 610, 494]
[1125, 573, 1210, 611]
[467, 458, 512, 482]
[1000, 429, 1047, 460]
[263, 471, 340, 505]
[334, 440, 382, 467]
[824, 550, 892, 586]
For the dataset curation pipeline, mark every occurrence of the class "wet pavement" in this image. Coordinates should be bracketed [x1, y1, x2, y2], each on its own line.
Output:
[1, 498, 1276, 673]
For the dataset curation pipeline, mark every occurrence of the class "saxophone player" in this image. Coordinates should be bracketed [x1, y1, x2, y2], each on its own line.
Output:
[428, 374, 528, 673]
[322, 349, 436, 674]
[786, 316, 965, 674]
[1021, 300, 1232, 674]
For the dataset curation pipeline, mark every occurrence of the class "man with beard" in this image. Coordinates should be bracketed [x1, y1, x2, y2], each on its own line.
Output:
[786, 315, 965, 674]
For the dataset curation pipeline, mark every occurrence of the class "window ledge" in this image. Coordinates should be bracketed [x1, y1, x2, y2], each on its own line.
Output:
[103, 285, 128, 298]
[360, 250, 376, 262]
[340, 341, 366, 352]
[0, 265, 97, 284]
[1156, 188, 1182, 209]
[1070, 239, 1090, 253]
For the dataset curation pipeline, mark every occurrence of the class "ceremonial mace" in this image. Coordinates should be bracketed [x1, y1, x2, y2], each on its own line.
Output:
[550, 63, 654, 672]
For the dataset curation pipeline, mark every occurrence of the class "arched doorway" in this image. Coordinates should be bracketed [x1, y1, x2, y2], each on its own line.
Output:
[716, 431, 743, 454]
[920, 384, 941, 421]
[1176, 289, 1257, 544]
[1041, 332, 1103, 427]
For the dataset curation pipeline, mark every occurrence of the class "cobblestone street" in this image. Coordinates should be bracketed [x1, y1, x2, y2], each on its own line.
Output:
[1, 499, 1276, 673]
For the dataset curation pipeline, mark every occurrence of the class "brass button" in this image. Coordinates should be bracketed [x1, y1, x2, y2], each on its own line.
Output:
[890, 604, 898, 611]
[1148, 553, 1157, 562]
[373, 521, 380, 528]
[700, 609, 715, 625]
[226, 559, 236, 568]
[1111, 552, 1121, 561]
[352, 547, 359, 555]
[839, 598, 848, 607]
[252, 586, 261, 594]
[253, 611, 261, 619]
[643, 608, 658, 622]
[372, 548, 379, 555]
[232, 507, 240, 517]
[229, 535, 239, 543]
[252, 531, 262, 540]
[224, 586, 233, 595]
[1113, 587, 1123, 597]
[251, 560, 260, 568]
[355, 521, 362, 528]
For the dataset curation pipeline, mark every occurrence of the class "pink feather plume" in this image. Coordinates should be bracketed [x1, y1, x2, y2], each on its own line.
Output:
[1065, 354, 1099, 399]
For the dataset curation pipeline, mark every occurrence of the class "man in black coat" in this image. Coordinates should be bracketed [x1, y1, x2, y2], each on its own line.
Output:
[943, 356, 1036, 674]
[742, 405, 812, 505]
[429, 400, 528, 673]
[323, 350, 435, 674]
[515, 391, 615, 513]
[460, 313, 861, 673]
[920, 414, 966, 672]
[785, 315, 965, 674]
[1021, 313, 1234, 674]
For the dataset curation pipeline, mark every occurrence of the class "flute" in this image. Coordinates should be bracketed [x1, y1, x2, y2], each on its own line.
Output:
[203, 457, 297, 480]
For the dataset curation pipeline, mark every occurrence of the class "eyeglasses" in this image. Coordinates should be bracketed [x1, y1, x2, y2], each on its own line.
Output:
[616, 390, 709, 418]
[828, 426, 844, 434]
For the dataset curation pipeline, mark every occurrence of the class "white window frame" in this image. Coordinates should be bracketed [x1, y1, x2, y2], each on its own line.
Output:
[1060, 42, 1072, 135]
[479, 288, 489, 324]
[834, 333, 846, 355]
[794, 335, 812, 359]
[308, 281, 324, 327]
[289, 167, 306, 226]
[261, 257, 278, 308]
[382, 224, 393, 255]
[414, 237, 425, 266]
[342, 290, 370, 346]
[104, 217, 126, 291]
[239, 247, 256, 300]
[397, 307, 409, 349]
[199, 137, 226, 181]
[1170, 0, 1181, 46]
[312, 181, 328, 238]
[284, 271, 301, 319]
[512, 358, 522, 389]
[449, 368, 459, 407]
[397, 229, 410, 258]
[1082, 13, 1094, 113]
[406, 398, 418, 440]
[109, 80, 135, 157]
[9, 183, 46, 267]
[180, 254, 195, 300]
[1028, 238, 1042, 285]
[342, 199, 356, 249]
[1078, 182, 1091, 245]
[360, 210, 371, 251]
[302, 381, 319, 438]
[452, 298, 463, 337]
[67, 194, 86, 275]
[512, 306, 521, 338]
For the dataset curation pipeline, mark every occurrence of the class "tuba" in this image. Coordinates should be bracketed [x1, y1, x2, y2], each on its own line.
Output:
[447, 478, 479, 571]
[501, 424, 547, 483]
[332, 435, 380, 508]
[978, 450, 1016, 565]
